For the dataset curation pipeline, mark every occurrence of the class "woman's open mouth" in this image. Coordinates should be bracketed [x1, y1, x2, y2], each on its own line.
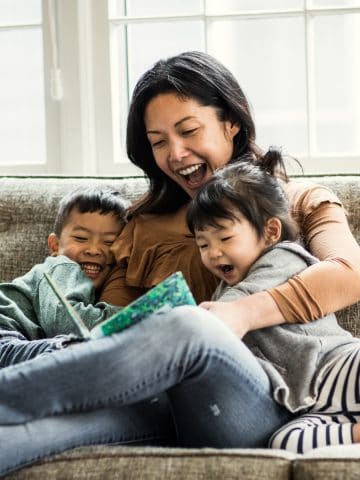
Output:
[177, 164, 208, 188]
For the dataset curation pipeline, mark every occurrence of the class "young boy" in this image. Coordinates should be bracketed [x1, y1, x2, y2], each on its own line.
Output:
[0, 185, 127, 367]
[186, 157, 360, 453]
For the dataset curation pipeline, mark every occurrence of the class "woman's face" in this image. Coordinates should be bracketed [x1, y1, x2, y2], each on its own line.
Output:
[144, 93, 240, 198]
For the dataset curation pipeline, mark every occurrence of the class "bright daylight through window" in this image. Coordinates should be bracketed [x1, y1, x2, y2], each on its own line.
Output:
[0, 0, 359, 175]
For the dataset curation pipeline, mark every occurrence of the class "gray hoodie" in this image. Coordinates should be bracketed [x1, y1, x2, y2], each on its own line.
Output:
[212, 241, 359, 413]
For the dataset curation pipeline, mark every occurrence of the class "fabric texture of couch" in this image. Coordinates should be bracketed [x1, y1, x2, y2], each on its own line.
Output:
[1, 174, 360, 479]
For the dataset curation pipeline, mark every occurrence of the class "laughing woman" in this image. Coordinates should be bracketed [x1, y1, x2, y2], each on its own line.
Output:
[101, 50, 360, 330]
[97, 49, 360, 440]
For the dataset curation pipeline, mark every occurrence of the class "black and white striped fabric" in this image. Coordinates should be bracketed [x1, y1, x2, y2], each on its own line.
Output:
[269, 347, 360, 453]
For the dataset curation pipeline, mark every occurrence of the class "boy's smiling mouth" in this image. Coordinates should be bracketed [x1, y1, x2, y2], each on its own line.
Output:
[80, 262, 104, 278]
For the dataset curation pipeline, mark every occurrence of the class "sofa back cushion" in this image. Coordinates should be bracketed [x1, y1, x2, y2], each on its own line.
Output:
[0, 175, 359, 336]
[0, 177, 147, 281]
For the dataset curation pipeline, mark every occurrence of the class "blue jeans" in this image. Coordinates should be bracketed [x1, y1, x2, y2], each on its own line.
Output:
[0, 306, 293, 475]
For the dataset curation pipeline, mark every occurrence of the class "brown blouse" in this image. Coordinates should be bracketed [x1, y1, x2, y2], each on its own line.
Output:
[100, 180, 360, 323]
[101, 204, 218, 306]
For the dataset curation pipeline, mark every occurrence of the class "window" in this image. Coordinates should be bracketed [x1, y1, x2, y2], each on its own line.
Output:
[1, 0, 359, 176]
[0, 0, 50, 173]
[108, 0, 360, 175]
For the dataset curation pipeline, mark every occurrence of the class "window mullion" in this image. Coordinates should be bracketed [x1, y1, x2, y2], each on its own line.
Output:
[42, 0, 61, 174]
[77, 0, 97, 175]
[304, 4, 316, 160]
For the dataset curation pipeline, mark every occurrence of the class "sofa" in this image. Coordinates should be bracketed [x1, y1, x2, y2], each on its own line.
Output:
[1, 173, 360, 480]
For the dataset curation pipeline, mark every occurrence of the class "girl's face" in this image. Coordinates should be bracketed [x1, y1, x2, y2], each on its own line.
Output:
[194, 214, 269, 286]
[144, 93, 240, 198]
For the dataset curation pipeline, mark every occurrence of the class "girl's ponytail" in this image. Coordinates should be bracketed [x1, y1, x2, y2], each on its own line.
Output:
[257, 146, 288, 180]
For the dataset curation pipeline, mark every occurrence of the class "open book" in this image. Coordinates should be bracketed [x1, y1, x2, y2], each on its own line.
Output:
[44, 271, 196, 340]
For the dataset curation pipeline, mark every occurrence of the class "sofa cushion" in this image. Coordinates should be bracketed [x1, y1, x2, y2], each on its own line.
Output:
[3, 446, 295, 480]
[0, 174, 359, 336]
[293, 444, 360, 480]
[0, 177, 147, 283]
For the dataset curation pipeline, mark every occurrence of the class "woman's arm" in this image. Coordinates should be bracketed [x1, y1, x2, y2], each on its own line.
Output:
[202, 192, 360, 332]
[269, 201, 360, 322]
[201, 291, 282, 338]
[201, 244, 309, 337]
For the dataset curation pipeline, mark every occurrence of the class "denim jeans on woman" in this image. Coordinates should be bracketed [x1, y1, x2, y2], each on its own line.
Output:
[0, 305, 293, 476]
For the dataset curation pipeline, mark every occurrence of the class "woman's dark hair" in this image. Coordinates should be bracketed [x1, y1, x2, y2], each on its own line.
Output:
[53, 186, 127, 236]
[126, 51, 263, 217]
[186, 149, 298, 242]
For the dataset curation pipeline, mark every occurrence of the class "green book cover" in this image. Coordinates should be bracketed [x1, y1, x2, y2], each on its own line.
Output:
[91, 271, 196, 338]
[44, 271, 196, 340]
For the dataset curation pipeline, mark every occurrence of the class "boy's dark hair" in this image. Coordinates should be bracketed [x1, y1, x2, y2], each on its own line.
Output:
[186, 149, 298, 242]
[53, 186, 127, 236]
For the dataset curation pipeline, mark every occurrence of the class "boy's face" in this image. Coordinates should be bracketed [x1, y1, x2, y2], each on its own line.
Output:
[48, 208, 122, 289]
[194, 213, 269, 286]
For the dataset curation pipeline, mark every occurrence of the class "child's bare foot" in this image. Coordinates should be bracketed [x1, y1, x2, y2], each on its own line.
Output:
[352, 423, 360, 442]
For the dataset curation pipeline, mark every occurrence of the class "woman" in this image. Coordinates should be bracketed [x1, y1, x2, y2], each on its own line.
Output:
[1, 51, 360, 475]
[101, 50, 360, 336]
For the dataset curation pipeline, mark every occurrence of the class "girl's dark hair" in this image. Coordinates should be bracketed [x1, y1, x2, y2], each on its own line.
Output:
[186, 149, 297, 242]
[126, 51, 264, 217]
[53, 186, 127, 236]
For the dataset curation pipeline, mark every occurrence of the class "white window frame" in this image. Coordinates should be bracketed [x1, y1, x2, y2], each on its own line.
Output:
[2, 1, 360, 176]
[0, 1, 60, 174]
[107, 1, 360, 175]
[48, 0, 117, 176]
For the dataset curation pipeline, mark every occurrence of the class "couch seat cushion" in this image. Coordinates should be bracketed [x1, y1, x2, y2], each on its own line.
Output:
[294, 444, 360, 480]
[3, 446, 295, 480]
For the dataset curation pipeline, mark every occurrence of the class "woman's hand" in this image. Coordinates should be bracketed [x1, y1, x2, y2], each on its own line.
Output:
[200, 291, 285, 339]
[199, 301, 250, 338]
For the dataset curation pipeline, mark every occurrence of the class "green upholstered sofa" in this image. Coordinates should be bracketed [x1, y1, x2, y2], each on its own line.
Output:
[1, 174, 360, 480]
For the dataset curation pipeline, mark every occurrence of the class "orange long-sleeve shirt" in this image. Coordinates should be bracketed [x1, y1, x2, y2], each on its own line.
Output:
[269, 180, 360, 322]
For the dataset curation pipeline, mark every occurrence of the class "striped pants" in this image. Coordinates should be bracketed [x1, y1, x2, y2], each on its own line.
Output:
[269, 347, 360, 453]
